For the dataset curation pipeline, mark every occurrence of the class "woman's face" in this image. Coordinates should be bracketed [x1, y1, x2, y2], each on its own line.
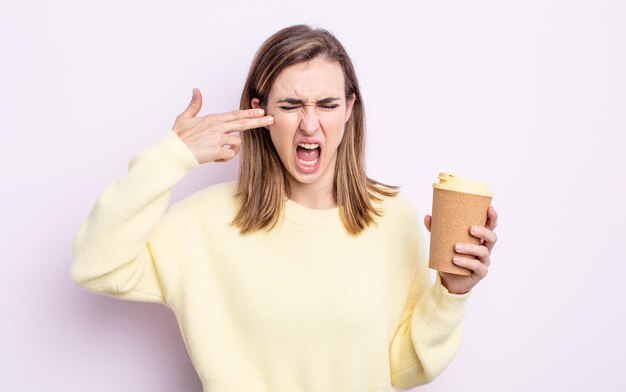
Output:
[252, 57, 355, 189]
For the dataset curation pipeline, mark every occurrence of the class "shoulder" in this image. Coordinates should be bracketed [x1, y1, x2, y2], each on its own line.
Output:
[369, 189, 424, 254]
[170, 180, 238, 216]
[367, 189, 420, 235]
[373, 189, 418, 219]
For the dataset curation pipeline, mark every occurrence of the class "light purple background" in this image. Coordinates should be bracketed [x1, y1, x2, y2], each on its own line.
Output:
[1, 0, 624, 391]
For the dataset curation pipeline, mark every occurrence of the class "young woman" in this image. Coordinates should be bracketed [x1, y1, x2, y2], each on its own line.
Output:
[71, 24, 499, 391]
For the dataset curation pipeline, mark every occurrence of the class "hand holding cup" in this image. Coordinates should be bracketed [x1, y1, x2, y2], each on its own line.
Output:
[424, 172, 498, 295]
[424, 206, 498, 294]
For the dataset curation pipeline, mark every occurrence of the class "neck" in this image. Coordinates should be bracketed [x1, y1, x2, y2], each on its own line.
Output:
[286, 169, 337, 210]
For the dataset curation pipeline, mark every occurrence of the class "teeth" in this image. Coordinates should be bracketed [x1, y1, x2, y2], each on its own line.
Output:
[298, 143, 319, 149]
[298, 158, 318, 166]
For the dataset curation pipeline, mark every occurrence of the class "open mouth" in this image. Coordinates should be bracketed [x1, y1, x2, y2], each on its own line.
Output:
[295, 143, 322, 172]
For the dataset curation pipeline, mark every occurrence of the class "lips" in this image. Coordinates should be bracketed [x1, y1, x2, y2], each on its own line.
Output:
[294, 137, 323, 156]
[295, 137, 322, 145]
[293, 137, 322, 174]
[294, 148, 321, 173]
[296, 144, 320, 161]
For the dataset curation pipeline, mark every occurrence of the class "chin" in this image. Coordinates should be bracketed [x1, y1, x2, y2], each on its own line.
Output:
[289, 169, 320, 184]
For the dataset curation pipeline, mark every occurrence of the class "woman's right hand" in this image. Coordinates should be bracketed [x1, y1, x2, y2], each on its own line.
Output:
[172, 88, 274, 164]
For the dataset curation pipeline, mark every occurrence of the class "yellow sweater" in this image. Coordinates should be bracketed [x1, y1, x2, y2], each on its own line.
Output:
[70, 130, 471, 391]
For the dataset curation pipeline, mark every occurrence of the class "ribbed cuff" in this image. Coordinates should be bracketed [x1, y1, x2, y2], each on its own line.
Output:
[157, 130, 200, 170]
[432, 272, 471, 309]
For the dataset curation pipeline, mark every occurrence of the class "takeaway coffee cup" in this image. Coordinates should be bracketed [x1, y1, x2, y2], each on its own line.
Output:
[428, 172, 494, 276]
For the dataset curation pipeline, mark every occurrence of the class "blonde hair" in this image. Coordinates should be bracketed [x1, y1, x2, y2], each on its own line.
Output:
[232, 24, 400, 236]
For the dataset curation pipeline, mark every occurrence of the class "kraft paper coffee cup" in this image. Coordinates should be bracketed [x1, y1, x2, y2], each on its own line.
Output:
[428, 172, 494, 276]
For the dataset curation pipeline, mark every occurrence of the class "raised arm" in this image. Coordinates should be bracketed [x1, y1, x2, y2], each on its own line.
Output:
[70, 88, 274, 305]
[70, 129, 200, 304]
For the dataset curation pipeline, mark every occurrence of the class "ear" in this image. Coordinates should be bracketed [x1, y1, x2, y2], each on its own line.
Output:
[251, 98, 270, 130]
[344, 93, 356, 123]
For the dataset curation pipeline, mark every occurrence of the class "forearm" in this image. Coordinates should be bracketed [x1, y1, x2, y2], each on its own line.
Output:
[389, 273, 471, 389]
[70, 131, 198, 293]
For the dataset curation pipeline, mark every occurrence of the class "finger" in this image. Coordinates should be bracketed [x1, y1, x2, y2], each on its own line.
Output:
[424, 215, 431, 232]
[485, 205, 498, 230]
[219, 136, 241, 156]
[206, 108, 266, 123]
[452, 256, 489, 277]
[455, 243, 490, 262]
[222, 134, 241, 147]
[217, 115, 274, 133]
[178, 88, 203, 120]
[470, 226, 497, 251]
[215, 146, 237, 162]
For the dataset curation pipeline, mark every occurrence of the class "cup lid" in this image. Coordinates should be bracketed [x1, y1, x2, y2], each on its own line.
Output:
[432, 172, 493, 197]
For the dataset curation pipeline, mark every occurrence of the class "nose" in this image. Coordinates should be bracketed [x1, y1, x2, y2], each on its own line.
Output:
[298, 105, 320, 134]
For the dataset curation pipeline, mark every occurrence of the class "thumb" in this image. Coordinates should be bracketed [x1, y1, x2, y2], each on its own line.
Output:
[179, 88, 203, 119]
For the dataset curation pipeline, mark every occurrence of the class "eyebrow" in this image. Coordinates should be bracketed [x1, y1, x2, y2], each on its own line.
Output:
[275, 97, 341, 105]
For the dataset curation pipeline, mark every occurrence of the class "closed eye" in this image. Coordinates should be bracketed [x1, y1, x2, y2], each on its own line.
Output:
[279, 105, 339, 111]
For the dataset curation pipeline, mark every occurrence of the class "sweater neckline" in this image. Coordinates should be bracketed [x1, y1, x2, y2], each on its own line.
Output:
[283, 198, 342, 227]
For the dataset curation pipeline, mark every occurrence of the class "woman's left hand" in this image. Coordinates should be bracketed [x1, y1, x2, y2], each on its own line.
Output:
[424, 205, 498, 295]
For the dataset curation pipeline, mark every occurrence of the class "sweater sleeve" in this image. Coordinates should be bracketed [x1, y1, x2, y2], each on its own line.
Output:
[389, 200, 472, 390]
[70, 130, 200, 306]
